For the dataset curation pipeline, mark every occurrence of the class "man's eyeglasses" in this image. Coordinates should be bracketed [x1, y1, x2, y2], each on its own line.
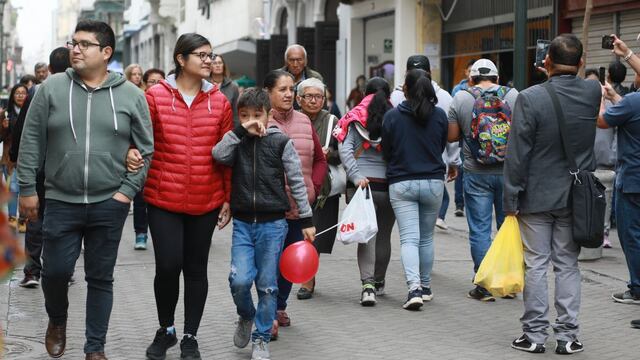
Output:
[301, 94, 325, 102]
[66, 40, 103, 51]
[190, 52, 216, 62]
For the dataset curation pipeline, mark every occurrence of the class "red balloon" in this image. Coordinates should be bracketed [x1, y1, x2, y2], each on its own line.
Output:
[279, 240, 319, 284]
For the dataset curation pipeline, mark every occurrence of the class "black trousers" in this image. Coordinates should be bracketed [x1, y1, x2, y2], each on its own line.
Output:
[147, 204, 219, 336]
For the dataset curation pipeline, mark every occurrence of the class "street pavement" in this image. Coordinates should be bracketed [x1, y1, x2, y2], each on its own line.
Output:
[1, 183, 639, 359]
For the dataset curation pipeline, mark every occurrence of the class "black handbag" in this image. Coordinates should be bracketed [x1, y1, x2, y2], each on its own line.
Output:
[543, 82, 606, 248]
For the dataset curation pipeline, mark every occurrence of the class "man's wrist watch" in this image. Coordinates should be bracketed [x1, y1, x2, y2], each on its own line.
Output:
[624, 49, 634, 62]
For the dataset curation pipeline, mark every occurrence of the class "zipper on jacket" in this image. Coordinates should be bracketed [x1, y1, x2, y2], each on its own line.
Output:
[83, 88, 94, 204]
[253, 139, 257, 223]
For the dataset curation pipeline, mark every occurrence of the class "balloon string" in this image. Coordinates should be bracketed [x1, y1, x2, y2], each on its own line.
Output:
[314, 223, 340, 237]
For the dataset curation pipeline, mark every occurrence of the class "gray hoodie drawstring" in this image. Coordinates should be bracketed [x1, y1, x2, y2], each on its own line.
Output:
[207, 93, 211, 114]
[109, 87, 118, 135]
[68, 81, 77, 143]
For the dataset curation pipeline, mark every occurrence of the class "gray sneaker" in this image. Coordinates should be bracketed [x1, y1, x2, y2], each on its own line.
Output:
[233, 317, 253, 349]
[251, 339, 270, 360]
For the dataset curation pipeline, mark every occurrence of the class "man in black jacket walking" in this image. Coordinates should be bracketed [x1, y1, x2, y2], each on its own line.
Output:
[503, 34, 601, 354]
[12, 47, 71, 289]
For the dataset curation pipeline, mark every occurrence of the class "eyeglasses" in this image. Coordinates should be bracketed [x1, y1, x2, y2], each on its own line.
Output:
[190, 52, 216, 61]
[287, 58, 305, 64]
[66, 40, 102, 51]
[301, 94, 325, 102]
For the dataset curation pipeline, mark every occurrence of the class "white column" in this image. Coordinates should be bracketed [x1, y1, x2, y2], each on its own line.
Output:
[285, 0, 298, 44]
[394, 0, 417, 88]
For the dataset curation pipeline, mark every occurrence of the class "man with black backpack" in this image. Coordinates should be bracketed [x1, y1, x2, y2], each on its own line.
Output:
[448, 59, 519, 302]
[504, 34, 601, 354]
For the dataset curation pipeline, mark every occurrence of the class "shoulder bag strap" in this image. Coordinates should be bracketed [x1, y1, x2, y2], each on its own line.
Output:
[325, 115, 336, 148]
[542, 81, 579, 174]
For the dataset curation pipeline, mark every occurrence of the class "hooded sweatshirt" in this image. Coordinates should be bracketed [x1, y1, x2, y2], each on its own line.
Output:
[381, 101, 448, 184]
[17, 69, 154, 203]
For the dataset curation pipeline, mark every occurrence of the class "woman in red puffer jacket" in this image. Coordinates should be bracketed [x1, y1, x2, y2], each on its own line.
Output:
[133, 33, 233, 360]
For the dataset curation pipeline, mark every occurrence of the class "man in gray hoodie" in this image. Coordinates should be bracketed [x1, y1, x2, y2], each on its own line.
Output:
[17, 20, 153, 360]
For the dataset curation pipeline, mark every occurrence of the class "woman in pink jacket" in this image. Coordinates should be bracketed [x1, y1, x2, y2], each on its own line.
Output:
[264, 70, 327, 339]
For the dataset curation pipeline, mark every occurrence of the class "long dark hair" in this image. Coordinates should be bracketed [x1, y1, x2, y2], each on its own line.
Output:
[173, 33, 211, 77]
[263, 69, 294, 91]
[365, 77, 391, 140]
[405, 69, 437, 125]
[8, 84, 28, 119]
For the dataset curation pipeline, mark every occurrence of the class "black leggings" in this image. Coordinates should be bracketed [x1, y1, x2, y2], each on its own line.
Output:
[147, 205, 219, 336]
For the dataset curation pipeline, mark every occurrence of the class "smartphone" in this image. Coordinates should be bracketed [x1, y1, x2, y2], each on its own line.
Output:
[599, 67, 606, 85]
[602, 35, 615, 50]
[535, 40, 551, 68]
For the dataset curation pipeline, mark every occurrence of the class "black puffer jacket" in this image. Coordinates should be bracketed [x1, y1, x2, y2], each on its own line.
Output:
[231, 130, 290, 222]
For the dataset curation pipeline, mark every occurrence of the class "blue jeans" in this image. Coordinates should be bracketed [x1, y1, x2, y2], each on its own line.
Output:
[463, 173, 505, 273]
[41, 198, 129, 353]
[230, 219, 287, 342]
[390, 179, 444, 291]
[615, 189, 640, 296]
[3, 166, 18, 217]
[277, 219, 304, 311]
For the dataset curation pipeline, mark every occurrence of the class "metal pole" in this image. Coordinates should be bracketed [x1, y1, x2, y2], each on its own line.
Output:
[513, 0, 527, 90]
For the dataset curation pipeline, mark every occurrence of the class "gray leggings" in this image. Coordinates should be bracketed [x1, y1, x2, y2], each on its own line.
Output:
[347, 188, 396, 285]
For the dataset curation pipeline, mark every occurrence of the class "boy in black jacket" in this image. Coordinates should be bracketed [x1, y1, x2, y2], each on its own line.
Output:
[212, 88, 315, 360]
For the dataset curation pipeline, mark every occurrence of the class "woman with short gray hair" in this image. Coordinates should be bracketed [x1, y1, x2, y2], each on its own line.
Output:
[295, 78, 342, 300]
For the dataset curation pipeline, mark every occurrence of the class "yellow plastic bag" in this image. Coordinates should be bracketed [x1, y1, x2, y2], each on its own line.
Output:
[473, 215, 524, 297]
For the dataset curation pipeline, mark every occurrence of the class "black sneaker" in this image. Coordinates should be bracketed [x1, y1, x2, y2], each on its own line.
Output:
[467, 286, 495, 302]
[612, 290, 640, 304]
[374, 280, 385, 296]
[180, 335, 201, 360]
[19, 274, 40, 288]
[403, 289, 423, 310]
[421, 287, 433, 301]
[511, 334, 545, 353]
[631, 319, 640, 329]
[146, 327, 178, 360]
[555, 340, 584, 354]
[454, 207, 464, 217]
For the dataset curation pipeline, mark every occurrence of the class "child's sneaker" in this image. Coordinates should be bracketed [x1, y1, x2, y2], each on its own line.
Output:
[233, 317, 253, 348]
[145, 327, 178, 360]
[360, 284, 376, 306]
[251, 338, 270, 360]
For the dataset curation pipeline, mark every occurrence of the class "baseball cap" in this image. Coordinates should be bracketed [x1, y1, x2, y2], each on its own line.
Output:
[406, 55, 431, 72]
[470, 59, 499, 77]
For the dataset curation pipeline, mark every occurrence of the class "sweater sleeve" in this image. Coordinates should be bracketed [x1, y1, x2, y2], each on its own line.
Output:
[282, 140, 313, 226]
[117, 91, 154, 200]
[339, 124, 367, 184]
[17, 83, 49, 197]
[310, 129, 328, 197]
[212, 125, 246, 166]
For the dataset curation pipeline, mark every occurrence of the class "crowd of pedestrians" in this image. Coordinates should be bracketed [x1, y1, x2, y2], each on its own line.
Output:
[5, 18, 640, 360]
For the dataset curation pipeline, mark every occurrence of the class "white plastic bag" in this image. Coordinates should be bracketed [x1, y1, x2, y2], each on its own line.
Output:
[336, 186, 378, 244]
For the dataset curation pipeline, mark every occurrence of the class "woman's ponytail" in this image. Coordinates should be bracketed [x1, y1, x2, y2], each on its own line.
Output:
[365, 77, 392, 140]
[405, 69, 437, 126]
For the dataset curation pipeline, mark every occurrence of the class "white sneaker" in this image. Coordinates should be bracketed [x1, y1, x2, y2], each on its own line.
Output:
[435, 218, 448, 230]
[251, 338, 270, 360]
